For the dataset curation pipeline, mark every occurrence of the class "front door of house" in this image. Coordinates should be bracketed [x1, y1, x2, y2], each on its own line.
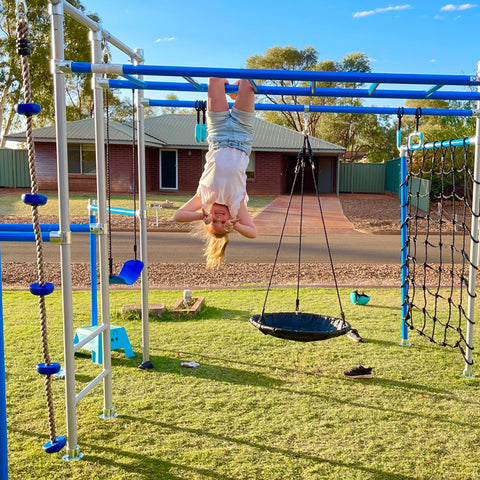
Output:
[160, 150, 177, 190]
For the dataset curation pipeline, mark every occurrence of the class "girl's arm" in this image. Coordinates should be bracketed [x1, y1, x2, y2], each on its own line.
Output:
[173, 194, 208, 223]
[230, 200, 257, 238]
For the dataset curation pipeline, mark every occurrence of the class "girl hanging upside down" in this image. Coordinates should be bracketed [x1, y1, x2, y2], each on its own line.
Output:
[173, 77, 257, 268]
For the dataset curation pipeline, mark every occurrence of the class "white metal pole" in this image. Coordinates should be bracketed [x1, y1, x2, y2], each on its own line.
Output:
[90, 30, 115, 417]
[463, 61, 480, 377]
[49, 0, 81, 461]
[134, 49, 153, 369]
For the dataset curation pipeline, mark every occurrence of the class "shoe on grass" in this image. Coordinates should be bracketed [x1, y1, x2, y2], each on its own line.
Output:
[347, 328, 363, 343]
[344, 365, 373, 379]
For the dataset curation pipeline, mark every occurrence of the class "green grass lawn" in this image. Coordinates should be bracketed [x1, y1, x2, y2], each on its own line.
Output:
[0, 193, 276, 220]
[2, 287, 480, 479]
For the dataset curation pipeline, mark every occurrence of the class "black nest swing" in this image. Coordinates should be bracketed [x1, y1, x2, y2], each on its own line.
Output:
[250, 129, 350, 342]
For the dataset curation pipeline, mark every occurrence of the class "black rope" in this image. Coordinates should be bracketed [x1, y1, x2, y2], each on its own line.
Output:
[260, 157, 302, 318]
[296, 146, 305, 313]
[131, 90, 138, 261]
[260, 133, 345, 325]
[105, 88, 113, 276]
[304, 134, 346, 323]
[397, 107, 404, 130]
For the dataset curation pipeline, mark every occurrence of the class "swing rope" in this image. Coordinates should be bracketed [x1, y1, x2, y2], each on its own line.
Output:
[16, 3, 63, 451]
[131, 89, 138, 261]
[260, 151, 302, 317]
[260, 132, 345, 324]
[104, 87, 143, 285]
[105, 88, 114, 276]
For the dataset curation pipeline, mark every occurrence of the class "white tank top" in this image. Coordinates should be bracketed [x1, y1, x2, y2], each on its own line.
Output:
[197, 147, 249, 218]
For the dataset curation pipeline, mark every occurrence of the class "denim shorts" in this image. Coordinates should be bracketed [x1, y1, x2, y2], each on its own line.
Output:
[206, 107, 255, 157]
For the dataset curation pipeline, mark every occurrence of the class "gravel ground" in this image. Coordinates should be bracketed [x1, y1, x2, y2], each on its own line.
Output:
[0, 193, 465, 289]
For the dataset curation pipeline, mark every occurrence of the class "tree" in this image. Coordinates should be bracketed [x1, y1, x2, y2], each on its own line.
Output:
[245, 47, 372, 138]
[0, 0, 136, 146]
[403, 98, 475, 143]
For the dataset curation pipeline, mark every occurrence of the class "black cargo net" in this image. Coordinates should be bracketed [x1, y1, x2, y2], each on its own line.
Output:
[403, 140, 478, 364]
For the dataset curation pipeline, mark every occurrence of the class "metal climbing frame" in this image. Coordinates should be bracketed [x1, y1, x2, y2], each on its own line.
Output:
[49, 0, 151, 462]
[45, 0, 480, 464]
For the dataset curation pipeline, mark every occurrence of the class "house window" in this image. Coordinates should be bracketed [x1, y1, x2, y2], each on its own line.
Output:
[68, 144, 96, 174]
[246, 153, 255, 179]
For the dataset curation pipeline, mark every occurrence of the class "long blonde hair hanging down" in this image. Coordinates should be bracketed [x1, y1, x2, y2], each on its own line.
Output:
[192, 223, 230, 268]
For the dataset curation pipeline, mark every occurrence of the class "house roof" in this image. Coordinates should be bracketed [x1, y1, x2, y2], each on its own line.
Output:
[144, 115, 345, 154]
[6, 118, 165, 148]
[6, 114, 345, 154]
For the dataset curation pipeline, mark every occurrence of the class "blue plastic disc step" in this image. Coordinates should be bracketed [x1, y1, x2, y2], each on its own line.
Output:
[30, 282, 55, 296]
[16, 103, 42, 116]
[22, 193, 48, 206]
[43, 436, 66, 454]
[36, 362, 62, 375]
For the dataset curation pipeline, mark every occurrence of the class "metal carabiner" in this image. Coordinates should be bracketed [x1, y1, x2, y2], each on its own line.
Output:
[303, 105, 310, 135]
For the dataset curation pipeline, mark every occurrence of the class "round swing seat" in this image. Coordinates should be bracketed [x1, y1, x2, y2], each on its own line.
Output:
[250, 312, 351, 342]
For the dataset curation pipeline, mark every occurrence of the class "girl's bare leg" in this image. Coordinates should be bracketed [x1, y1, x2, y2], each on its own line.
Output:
[233, 79, 255, 113]
[207, 77, 229, 112]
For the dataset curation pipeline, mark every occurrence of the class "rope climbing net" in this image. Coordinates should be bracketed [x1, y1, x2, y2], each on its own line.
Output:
[403, 140, 478, 364]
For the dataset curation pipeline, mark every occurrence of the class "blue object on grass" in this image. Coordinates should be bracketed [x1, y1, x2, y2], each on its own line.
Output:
[350, 291, 370, 305]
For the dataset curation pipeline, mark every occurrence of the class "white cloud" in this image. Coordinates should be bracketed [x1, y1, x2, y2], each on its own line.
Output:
[430, 59, 437, 63]
[155, 37, 176, 43]
[440, 3, 477, 11]
[353, 4, 411, 17]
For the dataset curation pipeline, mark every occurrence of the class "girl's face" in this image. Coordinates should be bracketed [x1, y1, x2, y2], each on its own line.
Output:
[209, 203, 230, 234]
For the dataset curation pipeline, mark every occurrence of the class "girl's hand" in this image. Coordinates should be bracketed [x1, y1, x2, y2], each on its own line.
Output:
[224, 218, 239, 232]
[202, 208, 212, 224]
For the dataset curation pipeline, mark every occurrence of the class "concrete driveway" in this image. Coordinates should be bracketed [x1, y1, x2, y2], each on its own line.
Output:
[254, 194, 356, 235]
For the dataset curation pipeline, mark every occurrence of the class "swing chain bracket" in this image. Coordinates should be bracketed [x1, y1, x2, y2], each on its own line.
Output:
[49, 230, 72, 245]
[89, 222, 108, 235]
[136, 208, 147, 219]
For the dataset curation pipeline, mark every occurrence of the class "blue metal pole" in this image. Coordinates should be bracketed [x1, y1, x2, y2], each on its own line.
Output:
[109, 78, 480, 101]
[0, 245, 8, 479]
[0, 232, 51, 242]
[408, 137, 475, 150]
[88, 205, 136, 216]
[69, 62, 480, 86]
[89, 213, 98, 327]
[145, 99, 473, 118]
[399, 146, 411, 346]
[0, 224, 90, 233]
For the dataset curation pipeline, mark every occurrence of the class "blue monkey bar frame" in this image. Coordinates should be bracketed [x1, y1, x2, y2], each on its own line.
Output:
[68, 62, 480, 87]
[142, 99, 474, 118]
[104, 78, 480, 102]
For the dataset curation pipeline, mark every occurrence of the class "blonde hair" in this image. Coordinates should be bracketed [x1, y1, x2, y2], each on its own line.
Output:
[192, 223, 230, 268]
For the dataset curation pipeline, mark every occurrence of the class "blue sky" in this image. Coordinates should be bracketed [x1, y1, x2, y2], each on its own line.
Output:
[76, 1, 479, 106]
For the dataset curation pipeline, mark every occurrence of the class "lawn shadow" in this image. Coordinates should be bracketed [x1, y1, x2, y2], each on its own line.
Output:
[148, 354, 283, 387]
[9, 427, 236, 480]
[114, 415, 418, 480]
[355, 303, 402, 312]
[123, 305, 253, 323]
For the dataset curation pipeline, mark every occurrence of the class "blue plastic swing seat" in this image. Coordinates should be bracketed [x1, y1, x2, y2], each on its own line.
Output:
[109, 259, 144, 285]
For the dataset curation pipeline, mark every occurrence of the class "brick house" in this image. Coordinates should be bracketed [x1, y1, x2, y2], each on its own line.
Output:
[6, 114, 345, 195]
